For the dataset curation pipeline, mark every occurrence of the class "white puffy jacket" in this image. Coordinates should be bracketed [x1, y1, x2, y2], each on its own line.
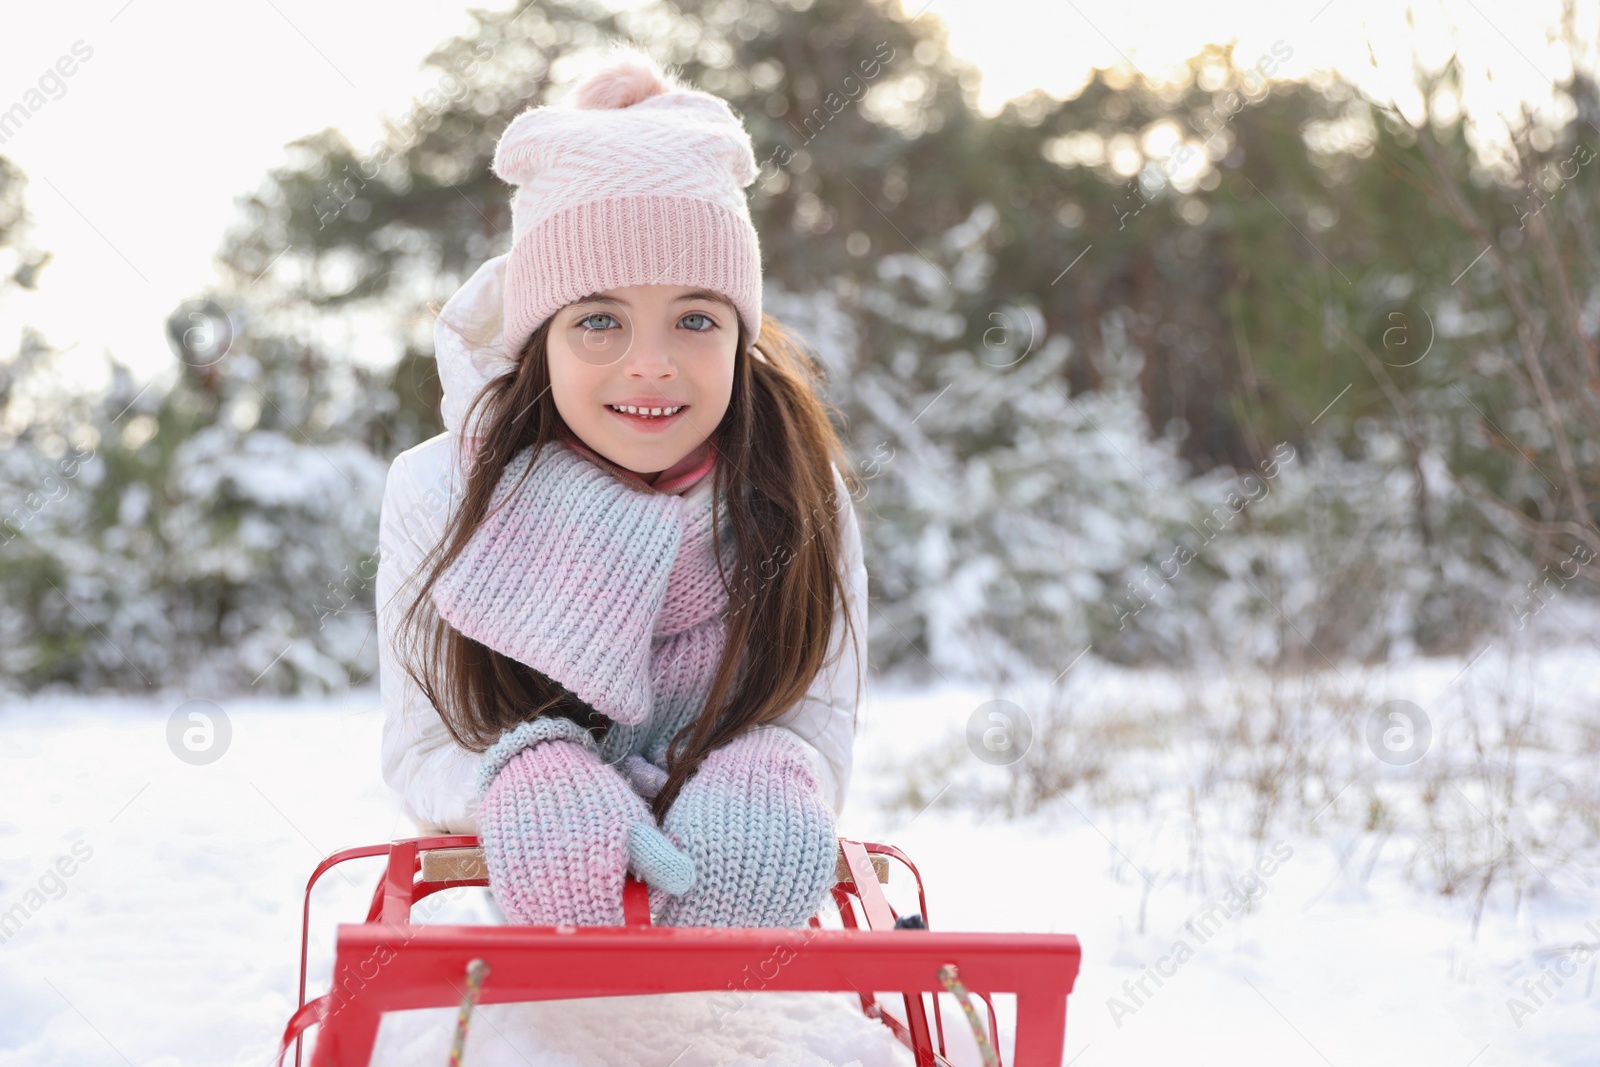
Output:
[376, 255, 867, 834]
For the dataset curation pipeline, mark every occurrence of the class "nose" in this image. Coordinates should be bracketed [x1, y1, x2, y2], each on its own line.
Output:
[621, 325, 678, 380]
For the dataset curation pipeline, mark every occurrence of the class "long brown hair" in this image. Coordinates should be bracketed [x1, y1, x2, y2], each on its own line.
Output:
[391, 309, 859, 820]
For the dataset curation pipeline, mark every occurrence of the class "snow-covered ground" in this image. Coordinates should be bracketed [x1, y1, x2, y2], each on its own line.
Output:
[3, 642, 1598, 1066]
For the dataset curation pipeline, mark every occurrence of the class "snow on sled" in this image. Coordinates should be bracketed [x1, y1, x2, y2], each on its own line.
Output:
[273, 834, 1082, 1066]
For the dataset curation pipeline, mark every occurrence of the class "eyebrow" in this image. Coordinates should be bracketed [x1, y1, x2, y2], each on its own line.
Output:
[568, 289, 735, 311]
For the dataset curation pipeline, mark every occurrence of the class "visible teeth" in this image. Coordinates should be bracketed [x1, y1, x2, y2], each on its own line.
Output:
[610, 404, 682, 417]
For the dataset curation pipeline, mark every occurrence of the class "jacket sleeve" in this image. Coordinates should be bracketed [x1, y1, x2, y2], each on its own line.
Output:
[377, 437, 484, 835]
[771, 467, 868, 819]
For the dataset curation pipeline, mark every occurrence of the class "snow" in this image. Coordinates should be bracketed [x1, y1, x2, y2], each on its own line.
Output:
[372, 991, 915, 1066]
[3, 644, 1599, 1065]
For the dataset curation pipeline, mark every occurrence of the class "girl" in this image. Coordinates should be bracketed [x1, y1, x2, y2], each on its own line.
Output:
[375, 45, 868, 931]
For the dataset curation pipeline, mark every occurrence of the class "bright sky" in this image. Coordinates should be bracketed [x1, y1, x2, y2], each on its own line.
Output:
[0, 0, 1588, 398]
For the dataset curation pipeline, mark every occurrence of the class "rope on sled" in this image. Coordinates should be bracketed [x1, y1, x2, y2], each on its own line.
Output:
[447, 958, 491, 1066]
[937, 963, 1000, 1067]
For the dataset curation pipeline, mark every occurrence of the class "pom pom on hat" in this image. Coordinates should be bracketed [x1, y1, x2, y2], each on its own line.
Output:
[570, 47, 677, 109]
[490, 42, 764, 361]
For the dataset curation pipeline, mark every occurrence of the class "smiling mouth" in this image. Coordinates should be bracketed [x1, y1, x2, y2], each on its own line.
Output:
[606, 404, 685, 419]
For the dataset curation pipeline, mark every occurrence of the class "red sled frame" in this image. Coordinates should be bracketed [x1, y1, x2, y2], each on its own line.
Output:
[275, 835, 1081, 1066]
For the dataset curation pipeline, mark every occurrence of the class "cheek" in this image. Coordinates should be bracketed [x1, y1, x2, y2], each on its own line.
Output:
[695, 346, 737, 425]
[547, 340, 602, 424]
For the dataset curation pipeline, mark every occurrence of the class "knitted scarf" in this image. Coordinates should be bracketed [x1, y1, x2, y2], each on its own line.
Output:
[429, 438, 733, 767]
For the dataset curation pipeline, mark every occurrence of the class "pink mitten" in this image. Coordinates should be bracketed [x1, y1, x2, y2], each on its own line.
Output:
[477, 717, 695, 926]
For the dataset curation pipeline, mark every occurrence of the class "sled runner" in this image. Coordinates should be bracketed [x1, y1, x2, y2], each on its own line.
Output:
[273, 835, 1081, 1066]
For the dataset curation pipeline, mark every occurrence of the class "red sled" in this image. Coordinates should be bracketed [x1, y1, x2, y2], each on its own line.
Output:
[274, 834, 1082, 1066]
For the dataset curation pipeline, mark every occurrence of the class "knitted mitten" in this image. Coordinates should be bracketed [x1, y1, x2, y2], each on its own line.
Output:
[651, 726, 838, 928]
[477, 716, 695, 927]
[431, 441, 684, 726]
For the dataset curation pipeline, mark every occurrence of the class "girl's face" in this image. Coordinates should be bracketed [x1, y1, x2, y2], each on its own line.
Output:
[546, 284, 738, 479]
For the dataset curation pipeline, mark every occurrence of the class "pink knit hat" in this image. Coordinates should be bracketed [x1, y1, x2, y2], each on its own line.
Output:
[491, 44, 764, 362]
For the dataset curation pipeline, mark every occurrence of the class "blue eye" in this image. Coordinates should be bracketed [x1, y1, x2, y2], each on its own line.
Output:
[681, 312, 716, 332]
[578, 312, 619, 330]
